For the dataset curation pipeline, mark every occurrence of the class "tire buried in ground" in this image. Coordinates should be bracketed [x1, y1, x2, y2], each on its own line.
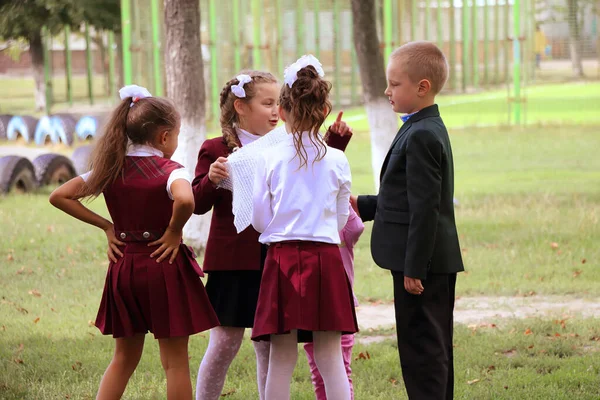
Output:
[0, 156, 37, 194]
[33, 153, 77, 186]
[0, 114, 12, 140]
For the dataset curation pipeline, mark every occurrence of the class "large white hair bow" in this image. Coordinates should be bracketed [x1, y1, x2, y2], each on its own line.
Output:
[119, 85, 152, 107]
[283, 54, 325, 88]
[231, 74, 253, 98]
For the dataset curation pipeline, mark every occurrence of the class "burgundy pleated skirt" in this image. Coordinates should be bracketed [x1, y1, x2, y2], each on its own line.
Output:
[251, 241, 358, 342]
[95, 242, 220, 339]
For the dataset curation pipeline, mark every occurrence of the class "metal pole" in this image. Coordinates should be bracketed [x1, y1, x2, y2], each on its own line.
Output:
[449, 1, 456, 90]
[314, 0, 320, 59]
[350, 10, 358, 105]
[108, 31, 116, 99]
[64, 26, 73, 106]
[296, 0, 304, 55]
[513, 0, 521, 124]
[411, 0, 417, 41]
[437, 0, 443, 49]
[483, 0, 489, 85]
[43, 26, 52, 114]
[384, 0, 393, 60]
[150, 0, 163, 96]
[209, 0, 219, 121]
[85, 22, 94, 105]
[462, 0, 469, 92]
[472, 0, 478, 88]
[252, 0, 262, 68]
[333, 0, 341, 107]
[494, 0, 500, 84]
[276, 0, 283, 75]
[121, 0, 132, 85]
[233, 0, 241, 72]
[504, 0, 510, 83]
[424, 0, 430, 40]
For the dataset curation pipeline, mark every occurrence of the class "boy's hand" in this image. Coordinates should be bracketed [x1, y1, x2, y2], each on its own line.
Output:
[350, 195, 360, 217]
[404, 276, 424, 295]
[208, 157, 229, 185]
[104, 224, 125, 263]
[330, 111, 353, 136]
[149, 228, 183, 264]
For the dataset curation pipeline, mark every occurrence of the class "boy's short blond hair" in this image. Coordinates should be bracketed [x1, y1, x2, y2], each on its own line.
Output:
[391, 41, 449, 94]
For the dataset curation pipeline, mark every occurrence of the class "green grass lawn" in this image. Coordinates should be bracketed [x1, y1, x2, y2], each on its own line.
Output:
[1, 120, 599, 398]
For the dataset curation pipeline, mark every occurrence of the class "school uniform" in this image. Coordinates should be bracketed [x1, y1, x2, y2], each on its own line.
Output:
[83, 144, 219, 339]
[250, 132, 358, 343]
[357, 105, 464, 400]
[192, 128, 267, 328]
[192, 128, 352, 329]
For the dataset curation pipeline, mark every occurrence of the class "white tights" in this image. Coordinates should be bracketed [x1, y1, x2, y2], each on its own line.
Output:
[195, 326, 270, 400]
[265, 330, 350, 400]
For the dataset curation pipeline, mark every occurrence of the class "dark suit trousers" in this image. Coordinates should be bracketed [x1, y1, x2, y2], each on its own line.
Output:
[392, 271, 457, 400]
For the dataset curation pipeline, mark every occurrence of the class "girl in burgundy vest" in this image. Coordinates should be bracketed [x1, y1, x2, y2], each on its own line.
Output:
[193, 71, 353, 400]
[250, 56, 358, 400]
[50, 85, 219, 400]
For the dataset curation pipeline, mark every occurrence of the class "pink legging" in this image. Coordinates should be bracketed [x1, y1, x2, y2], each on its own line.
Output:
[303, 334, 355, 400]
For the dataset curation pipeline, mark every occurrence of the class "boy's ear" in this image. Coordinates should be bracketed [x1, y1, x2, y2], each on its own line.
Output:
[417, 79, 432, 97]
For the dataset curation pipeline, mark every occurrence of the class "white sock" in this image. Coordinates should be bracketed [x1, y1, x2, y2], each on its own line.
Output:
[195, 327, 245, 400]
[265, 331, 298, 400]
[313, 331, 351, 400]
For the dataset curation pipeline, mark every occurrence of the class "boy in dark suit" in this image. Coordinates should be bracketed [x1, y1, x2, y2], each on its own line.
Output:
[351, 41, 464, 400]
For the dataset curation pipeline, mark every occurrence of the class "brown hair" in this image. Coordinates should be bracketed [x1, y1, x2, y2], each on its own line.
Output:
[279, 65, 332, 169]
[219, 70, 278, 152]
[391, 41, 449, 94]
[78, 96, 180, 198]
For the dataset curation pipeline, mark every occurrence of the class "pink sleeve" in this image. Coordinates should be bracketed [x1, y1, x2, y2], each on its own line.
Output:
[340, 205, 365, 249]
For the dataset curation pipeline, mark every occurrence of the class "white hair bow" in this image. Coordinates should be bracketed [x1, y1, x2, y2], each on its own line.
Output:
[119, 85, 152, 107]
[283, 55, 325, 88]
[231, 74, 253, 98]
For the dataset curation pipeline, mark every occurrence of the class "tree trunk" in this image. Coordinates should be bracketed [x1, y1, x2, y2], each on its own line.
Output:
[93, 32, 110, 95]
[29, 31, 46, 112]
[164, 0, 210, 251]
[350, 0, 399, 189]
[567, 0, 585, 77]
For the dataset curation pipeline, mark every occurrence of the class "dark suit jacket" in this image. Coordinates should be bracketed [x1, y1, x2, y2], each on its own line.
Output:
[357, 105, 464, 279]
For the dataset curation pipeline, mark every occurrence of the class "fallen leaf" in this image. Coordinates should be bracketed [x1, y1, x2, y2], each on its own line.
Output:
[572, 270, 582, 278]
[502, 349, 517, 357]
[524, 329, 533, 335]
[88, 320, 95, 327]
[1, 325, 5, 331]
[7, 254, 14, 262]
[504, 385, 509, 389]
[528, 344, 535, 349]
[467, 379, 480, 385]
[389, 378, 398, 386]
[356, 351, 371, 360]
[28, 289, 41, 297]
[581, 258, 587, 264]
[33, 317, 40, 324]
[220, 388, 236, 397]
[487, 365, 496, 372]
[554, 333, 561, 337]
[550, 242, 559, 249]
[568, 333, 579, 338]
[557, 250, 562, 255]
[47, 225, 55, 233]
[16, 343, 24, 353]
[71, 361, 82, 371]
[51, 308, 55, 312]
[13, 358, 23, 364]
[590, 336, 600, 341]
[539, 349, 547, 354]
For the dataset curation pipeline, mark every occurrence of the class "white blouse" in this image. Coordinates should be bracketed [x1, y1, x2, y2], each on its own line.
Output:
[236, 127, 262, 147]
[79, 144, 191, 200]
[251, 132, 352, 244]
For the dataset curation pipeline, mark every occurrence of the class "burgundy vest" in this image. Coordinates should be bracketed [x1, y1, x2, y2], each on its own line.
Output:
[104, 156, 183, 236]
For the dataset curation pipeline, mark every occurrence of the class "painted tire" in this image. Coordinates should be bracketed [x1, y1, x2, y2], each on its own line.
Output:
[71, 144, 95, 175]
[75, 115, 103, 140]
[0, 114, 13, 140]
[51, 114, 77, 146]
[34, 116, 59, 146]
[0, 155, 37, 194]
[6, 116, 38, 143]
[32, 153, 77, 186]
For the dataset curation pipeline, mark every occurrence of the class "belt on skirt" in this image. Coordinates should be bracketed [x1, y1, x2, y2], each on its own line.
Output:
[115, 230, 163, 242]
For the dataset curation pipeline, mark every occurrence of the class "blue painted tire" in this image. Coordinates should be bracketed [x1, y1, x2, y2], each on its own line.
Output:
[51, 114, 77, 146]
[6, 116, 38, 143]
[34, 116, 59, 146]
[75, 115, 100, 140]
